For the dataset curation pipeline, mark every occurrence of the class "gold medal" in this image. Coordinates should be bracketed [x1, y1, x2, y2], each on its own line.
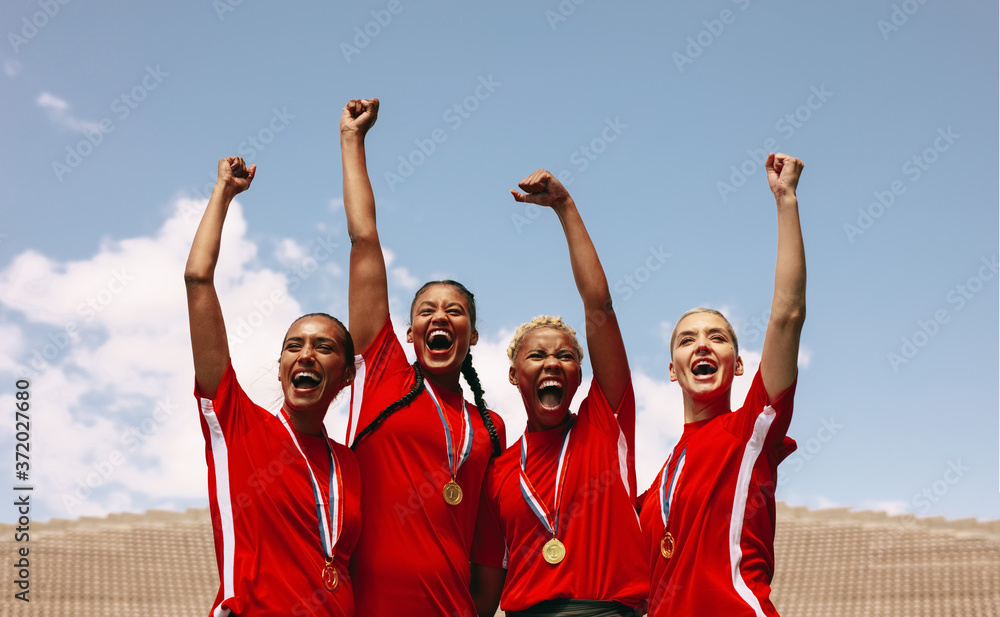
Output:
[443, 479, 463, 505]
[322, 559, 338, 591]
[660, 530, 675, 559]
[542, 538, 566, 564]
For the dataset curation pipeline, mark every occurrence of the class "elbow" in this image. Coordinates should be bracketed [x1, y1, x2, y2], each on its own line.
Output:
[348, 230, 380, 249]
[772, 304, 806, 332]
[184, 269, 213, 288]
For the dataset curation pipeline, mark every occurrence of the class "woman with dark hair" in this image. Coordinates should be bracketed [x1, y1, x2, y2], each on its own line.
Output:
[340, 98, 505, 615]
[186, 157, 361, 616]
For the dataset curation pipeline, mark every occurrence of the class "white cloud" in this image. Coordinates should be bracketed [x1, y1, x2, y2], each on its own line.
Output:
[273, 237, 308, 268]
[858, 499, 911, 516]
[0, 321, 26, 374]
[798, 345, 812, 369]
[657, 320, 674, 346]
[390, 266, 419, 290]
[4, 59, 21, 77]
[36, 92, 101, 133]
[0, 196, 310, 521]
[814, 495, 847, 510]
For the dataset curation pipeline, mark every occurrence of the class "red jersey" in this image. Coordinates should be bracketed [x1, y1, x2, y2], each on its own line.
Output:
[640, 368, 797, 617]
[346, 318, 506, 616]
[472, 379, 648, 612]
[197, 362, 362, 617]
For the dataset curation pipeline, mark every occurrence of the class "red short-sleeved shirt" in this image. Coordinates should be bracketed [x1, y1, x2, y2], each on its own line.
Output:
[197, 362, 362, 617]
[640, 368, 797, 617]
[346, 318, 506, 616]
[472, 379, 648, 612]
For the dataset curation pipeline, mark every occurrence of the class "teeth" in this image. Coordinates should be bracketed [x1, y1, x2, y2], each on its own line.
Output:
[429, 330, 452, 342]
[692, 360, 717, 376]
[539, 380, 561, 389]
[292, 371, 321, 389]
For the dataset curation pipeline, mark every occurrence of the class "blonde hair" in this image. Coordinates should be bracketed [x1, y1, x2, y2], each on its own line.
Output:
[669, 307, 739, 359]
[507, 315, 584, 366]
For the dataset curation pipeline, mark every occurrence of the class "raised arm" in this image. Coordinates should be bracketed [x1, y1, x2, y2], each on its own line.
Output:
[341, 98, 388, 353]
[760, 153, 806, 401]
[185, 157, 256, 398]
[511, 170, 630, 409]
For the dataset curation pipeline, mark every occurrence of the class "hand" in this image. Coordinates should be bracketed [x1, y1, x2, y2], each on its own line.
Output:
[216, 156, 256, 195]
[341, 98, 379, 137]
[510, 169, 572, 210]
[765, 153, 804, 199]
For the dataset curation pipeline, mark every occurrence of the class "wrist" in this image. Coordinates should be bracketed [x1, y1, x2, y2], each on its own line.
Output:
[340, 129, 366, 144]
[774, 191, 797, 206]
[551, 196, 576, 214]
[213, 181, 239, 201]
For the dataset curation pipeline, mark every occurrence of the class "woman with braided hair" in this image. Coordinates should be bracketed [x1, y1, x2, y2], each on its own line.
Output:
[469, 170, 647, 617]
[340, 98, 505, 616]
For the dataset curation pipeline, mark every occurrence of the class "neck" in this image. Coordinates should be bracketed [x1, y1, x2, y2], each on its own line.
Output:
[285, 408, 325, 437]
[526, 412, 570, 433]
[423, 368, 462, 393]
[682, 390, 732, 424]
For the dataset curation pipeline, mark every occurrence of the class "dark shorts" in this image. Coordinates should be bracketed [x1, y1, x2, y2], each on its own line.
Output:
[507, 598, 641, 617]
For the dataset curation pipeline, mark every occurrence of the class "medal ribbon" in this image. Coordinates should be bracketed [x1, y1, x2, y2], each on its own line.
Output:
[660, 447, 687, 528]
[279, 409, 342, 561]
[424, 381, 474, 480]
[518, 418, 575, 537]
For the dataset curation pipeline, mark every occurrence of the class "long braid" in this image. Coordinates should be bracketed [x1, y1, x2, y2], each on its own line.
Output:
[462, 353, 502, 457]
[351, 362, 425, 450]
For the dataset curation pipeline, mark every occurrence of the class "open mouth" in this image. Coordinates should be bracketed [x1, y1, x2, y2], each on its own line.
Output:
[292, 371, 321, 390]
[427, 329, 454, 352]
[692, 361, 717, 377]
[538, 379, 564, 409]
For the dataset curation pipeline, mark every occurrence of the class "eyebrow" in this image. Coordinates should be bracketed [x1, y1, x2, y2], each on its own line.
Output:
[283, 336, 338, 345]
[676, 327, 729, 338]
[416, 300, 466, 311]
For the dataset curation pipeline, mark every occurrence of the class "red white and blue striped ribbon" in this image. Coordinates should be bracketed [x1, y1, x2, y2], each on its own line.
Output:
[424, 381, 474, 480]
[519, 418, 575, 537]
[660, 447, 686, 528]
[279, 409, 342, 561]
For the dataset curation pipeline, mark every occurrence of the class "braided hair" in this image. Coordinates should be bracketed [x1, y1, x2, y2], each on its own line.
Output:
[462, 352, 502, 457]
[351, 280, 502, 457]
[351, 361, 425, 449]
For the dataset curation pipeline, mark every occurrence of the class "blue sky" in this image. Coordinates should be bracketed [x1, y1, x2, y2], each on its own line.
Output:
[1, 1, 997, 524]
